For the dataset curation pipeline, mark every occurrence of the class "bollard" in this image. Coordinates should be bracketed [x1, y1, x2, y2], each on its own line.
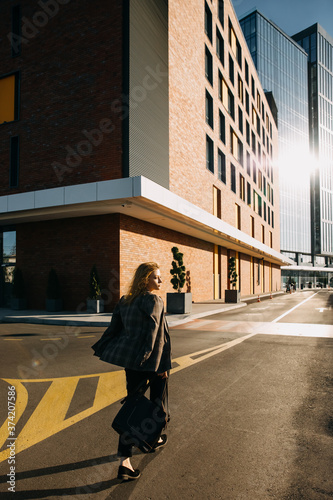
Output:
[257, 295, 261, 302]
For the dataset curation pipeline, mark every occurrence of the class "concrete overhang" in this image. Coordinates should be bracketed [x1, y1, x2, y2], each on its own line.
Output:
[281, 265, 333, 273]
[0, 176, 293, 267]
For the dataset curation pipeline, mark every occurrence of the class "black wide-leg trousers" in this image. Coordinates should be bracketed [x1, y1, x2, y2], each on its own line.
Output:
[117, 368, 169, 458]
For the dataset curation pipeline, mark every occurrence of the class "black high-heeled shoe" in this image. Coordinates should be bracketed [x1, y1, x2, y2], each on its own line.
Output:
[117, 465, 141, 481]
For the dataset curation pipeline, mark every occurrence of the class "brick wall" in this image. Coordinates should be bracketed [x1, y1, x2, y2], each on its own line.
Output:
[16, 214, 120, 311]
[0, 0, 123, 195]
[169, 0, 280, 254]
[119, 214, 213, 304]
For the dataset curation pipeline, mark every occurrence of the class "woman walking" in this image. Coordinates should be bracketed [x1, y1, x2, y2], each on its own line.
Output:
[92, 262, 171, 481]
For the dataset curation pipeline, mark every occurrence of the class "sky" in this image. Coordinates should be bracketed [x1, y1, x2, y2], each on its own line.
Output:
[233, 0, 333, 38]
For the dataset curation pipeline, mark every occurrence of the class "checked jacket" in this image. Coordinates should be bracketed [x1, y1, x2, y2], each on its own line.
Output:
[92, 292, 171, 373]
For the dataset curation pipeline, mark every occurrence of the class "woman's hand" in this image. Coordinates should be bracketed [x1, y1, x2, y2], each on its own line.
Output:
[157, 371, 168, 379]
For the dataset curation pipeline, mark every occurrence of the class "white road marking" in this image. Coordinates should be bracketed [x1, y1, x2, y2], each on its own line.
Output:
[272, 292, 319, 323]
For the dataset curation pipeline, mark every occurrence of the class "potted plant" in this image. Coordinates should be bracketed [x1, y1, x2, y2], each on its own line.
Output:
[11, 267, 27, 310]
[87, 265, 104, 313]
[166, 247, 192, 314]
[225, 256, 240, 303]
[46, 269, 63, 312]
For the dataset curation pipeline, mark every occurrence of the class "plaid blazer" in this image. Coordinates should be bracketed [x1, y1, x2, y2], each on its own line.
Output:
[92, 292, 171, 373]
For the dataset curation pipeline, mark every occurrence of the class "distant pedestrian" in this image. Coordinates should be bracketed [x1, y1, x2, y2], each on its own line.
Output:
[92, 262, 171, 481]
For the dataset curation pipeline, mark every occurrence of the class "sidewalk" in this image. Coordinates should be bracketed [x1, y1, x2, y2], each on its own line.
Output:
[0, 291, 284, 328]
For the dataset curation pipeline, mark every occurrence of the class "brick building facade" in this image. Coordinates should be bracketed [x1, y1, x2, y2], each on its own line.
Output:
[0, 0, 291, 311]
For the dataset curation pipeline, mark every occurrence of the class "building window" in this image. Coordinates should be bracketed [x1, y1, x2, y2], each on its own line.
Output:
[272, 211, 274, 228]
[251, 131, 256, 155]
[229, 54, 234, 85]
[219, 110, 226, 144]
[0, 73, 20, 125]
[258, 169, 262, 191]
[246, 151, 251, 176]
[220, 76, 234, 119]
[238, 140, 243, 167]
[261, 224, 265, 243]
[250, 215, 255, 237]
[10, 136, 19, 188]
[206, 135, 214, 173]
[268, 206, 271, 225]
[10, 5, 21, 57]
[245, 90, 249, 115]
[263, 201, 266, 221]
[205, 46, 213, 85]
[247, 181, 251, 206]
[265, 113, 269, 131]
[216, 28, 224, 66]
[213, 186, 221, 218]
[218, 149, 226, 183]
[238, 107, 243, 134]
[231, 163, 236, 193]
[245, 60, 249, 84]
[239, 174, 245, 202]
[218, 0, 224, 27]
[251, 76, 255, 99]
[205, 2, 213, 43]
[238, 74, 243, 103]
[235, 203, 241, 229]
[253, 161, 257, 183]
[246, 121, 250, 145]
[252, 105, 257, 130]
[229, 19, 241, 67]
[253, 190, 262, 217]
[236, 40, 242, 68]
[230, 127, 238, 159]
[269, 231, 272, 248]
[257, 90, 261, 111]
[206, 90, 214, 129]
[228, 89, 234, 120]
[229, 20, 237, 55]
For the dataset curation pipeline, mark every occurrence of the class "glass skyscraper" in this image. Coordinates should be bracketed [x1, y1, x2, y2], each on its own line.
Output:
[240, 10, 312, 266]
[293, 25, 333, 262]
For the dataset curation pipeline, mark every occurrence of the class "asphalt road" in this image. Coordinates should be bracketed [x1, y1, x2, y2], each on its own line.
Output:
[0, 290, 332, 499]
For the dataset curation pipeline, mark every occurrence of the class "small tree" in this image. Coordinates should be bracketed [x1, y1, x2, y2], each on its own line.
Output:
[170, 247, 186, 292]
[12, 267, 26, 299]
[46, 269, 61, 299]
[89, 265, 101, 299]
[228, 257, 238, 289]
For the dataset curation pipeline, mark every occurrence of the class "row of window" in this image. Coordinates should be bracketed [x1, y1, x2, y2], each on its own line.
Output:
[206, 88, 274, 183]
[206, 96, 275, 195]
[204, 4, 274, 153]
[206, 134, 275, 228]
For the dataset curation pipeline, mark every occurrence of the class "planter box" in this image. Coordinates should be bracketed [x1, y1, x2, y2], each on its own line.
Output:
[166, 292, 192, 314]
[224, 289, 240, 303]
[46, 298, 63, 312]
[87, 299, 104, 313]
[11, 298, 27, 310]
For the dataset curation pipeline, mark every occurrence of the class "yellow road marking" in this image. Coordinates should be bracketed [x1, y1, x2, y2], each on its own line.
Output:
[40, 338, 63, 341]
[0, 332, 255, 463]
[3, 339, 23, 341]
[77, 335, 96, 339]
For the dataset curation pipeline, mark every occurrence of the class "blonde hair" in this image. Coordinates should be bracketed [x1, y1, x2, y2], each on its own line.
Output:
[124, 262, 159, 304]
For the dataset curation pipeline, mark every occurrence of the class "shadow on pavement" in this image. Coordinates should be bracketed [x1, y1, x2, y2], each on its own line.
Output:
[0, 454, 120, 498]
